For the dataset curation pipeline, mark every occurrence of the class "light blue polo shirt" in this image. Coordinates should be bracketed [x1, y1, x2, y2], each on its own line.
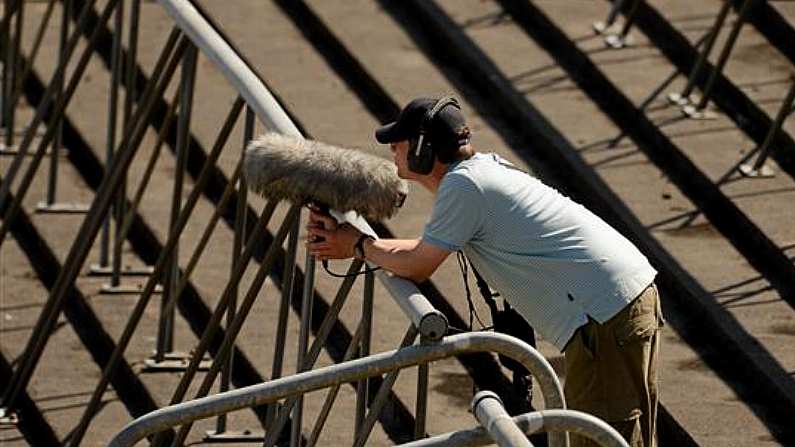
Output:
[423, 153, 657, 351]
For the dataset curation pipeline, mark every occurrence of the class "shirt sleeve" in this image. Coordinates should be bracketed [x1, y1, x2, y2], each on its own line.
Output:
[422, 172, 484, 252]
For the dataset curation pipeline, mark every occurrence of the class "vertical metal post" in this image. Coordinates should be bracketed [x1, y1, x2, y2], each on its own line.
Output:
[618, 0, 641, 38]
[1, 0, 10, 139]
[604, 0, 641, 49]
[124, 0, 140, 123]
[739, 77, 795, 177]
[109, 0, 140, 283]
[262, 261, 364, 447]
[354, 271, 374, 434]
[593, 0, 628, 34]
[97, 0, 125, 270]
[0, 27, 185, 420]
[689, 0, 757, 114]
[266, 209, 300, 430]
[166, 205, 301, 447]
[110, 0, 125, 287]
[415, 349, 429, 440]
[154, 43, 197, 364]
[65, 90, 240, 447]
[291, 227, 313, 447]
[668, 1, 732, 106]
[0, 0, 99, 217]
[43, 0, 70, 208]
[352, 326, 419, 447]
[4, 0, 23, 148]
[209, 106, 255, 440]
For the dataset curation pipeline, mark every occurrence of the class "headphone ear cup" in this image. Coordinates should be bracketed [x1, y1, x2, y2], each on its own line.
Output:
[407, 135, 435, 175]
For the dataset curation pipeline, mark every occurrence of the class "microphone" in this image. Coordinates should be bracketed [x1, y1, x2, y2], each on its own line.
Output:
[244, 132, 407, 221]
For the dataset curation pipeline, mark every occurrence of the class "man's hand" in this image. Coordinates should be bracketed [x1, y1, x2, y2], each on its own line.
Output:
[306, 209, 361, 261]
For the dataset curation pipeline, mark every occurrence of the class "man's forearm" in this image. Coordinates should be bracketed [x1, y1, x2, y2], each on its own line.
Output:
[363, 238, 438, 283]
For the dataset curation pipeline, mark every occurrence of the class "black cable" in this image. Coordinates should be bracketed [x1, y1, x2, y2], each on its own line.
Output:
[322, 260, 381, 278]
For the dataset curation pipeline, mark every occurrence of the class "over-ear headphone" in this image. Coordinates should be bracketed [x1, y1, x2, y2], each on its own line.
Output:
[408, 96, 460, 175]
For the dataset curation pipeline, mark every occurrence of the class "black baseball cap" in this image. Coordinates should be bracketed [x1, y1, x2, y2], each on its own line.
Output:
[375, 97, 468, 147]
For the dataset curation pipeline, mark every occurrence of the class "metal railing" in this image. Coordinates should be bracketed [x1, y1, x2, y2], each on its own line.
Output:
[108, 332, 568, 447]
[0, 0, 455, 444]
[0, 0, 666, 444]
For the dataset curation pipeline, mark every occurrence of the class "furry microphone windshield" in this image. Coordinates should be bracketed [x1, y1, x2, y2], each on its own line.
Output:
[244, 132, 408, 220]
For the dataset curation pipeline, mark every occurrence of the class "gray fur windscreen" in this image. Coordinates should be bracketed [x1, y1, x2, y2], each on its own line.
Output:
[244, 132, 408, 220]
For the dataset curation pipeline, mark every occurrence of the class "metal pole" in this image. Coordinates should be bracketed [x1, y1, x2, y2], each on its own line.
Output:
[5, 0, 23, 148]
[265, 209, 300, 428]
[11, 0, 56, 120]
[262, 260, 366, 447]
[355, 271, 374, 434]
[157, 199, 280, 421]
[1, 0, 11, 138]
[352, 326, 420, 447]
[291, 224, 313, 447]
[211, 106, 254, 437]
[306, 322, 365, 447]
[669, 1, 732, 105]
[0, 27, 184, 415]
[617, 0, 641, 39]
[376, 270, 448, 341]
[0, 0, 98, 215]
[110, 332, 565, 447]
[472, 391, 532, 447]
[100, 0, 124, 276]
[740, 77, 795, 176]
[111, 332, 566, 447]
[693, 0, 757, 112]
[415, 348, 429, 440]
[400, 410, 626, 447]
[604, 0, 641, 49]
[44, 0, 69, 207]
[166, 206, 302, 447]
[155, 43, 197, 362]
[603, 0, 627, 29]
[65, 88, 240, 447]
[117, 88, 179, 242]
[108, 0, 140, 280]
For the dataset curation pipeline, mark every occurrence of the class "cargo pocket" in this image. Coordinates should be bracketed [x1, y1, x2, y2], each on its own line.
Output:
[614, 287, 660, 347]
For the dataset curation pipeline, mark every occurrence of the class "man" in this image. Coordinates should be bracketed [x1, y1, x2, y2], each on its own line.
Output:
[307, 96, 663, 447]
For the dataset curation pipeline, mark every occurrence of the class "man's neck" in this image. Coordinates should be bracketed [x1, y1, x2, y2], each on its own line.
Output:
[422, 162, 452, 193]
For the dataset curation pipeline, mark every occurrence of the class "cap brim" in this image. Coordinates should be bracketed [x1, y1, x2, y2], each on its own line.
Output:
[375, 121, 401, 144]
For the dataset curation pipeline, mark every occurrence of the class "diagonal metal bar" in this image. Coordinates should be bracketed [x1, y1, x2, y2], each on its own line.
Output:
[118, 87, 181, 242]
[157, 200, 281, 423]
[157, 97, 247, 340]
[0, 29, 186, 414]
[0, 178, 170, 440]
[262, 259, 365, 447]
[110, 332, 564, 447]
[9, 0, 57, 114]
[65, 95, 244, 447]
[305, 320, 365, 447]
[169, 205, 302, 446]
[353, 326, 419, 447]
[0, 0, 99, 210]
[0, 0, 132, 250]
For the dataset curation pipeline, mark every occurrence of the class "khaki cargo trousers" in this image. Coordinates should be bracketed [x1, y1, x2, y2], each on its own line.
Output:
[564, 284, 663, 447]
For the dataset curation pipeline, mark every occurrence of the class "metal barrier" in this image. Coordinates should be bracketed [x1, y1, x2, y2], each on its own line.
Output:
[400, 409, 628, 447]
[108, 332, 567, 447]
[0, 0, 452, 443]
[472, 391, 532, 447]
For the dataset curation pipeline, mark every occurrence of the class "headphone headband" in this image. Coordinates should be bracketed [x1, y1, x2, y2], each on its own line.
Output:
[420, 96, 459, 136]
[409, 95, 462, 175]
